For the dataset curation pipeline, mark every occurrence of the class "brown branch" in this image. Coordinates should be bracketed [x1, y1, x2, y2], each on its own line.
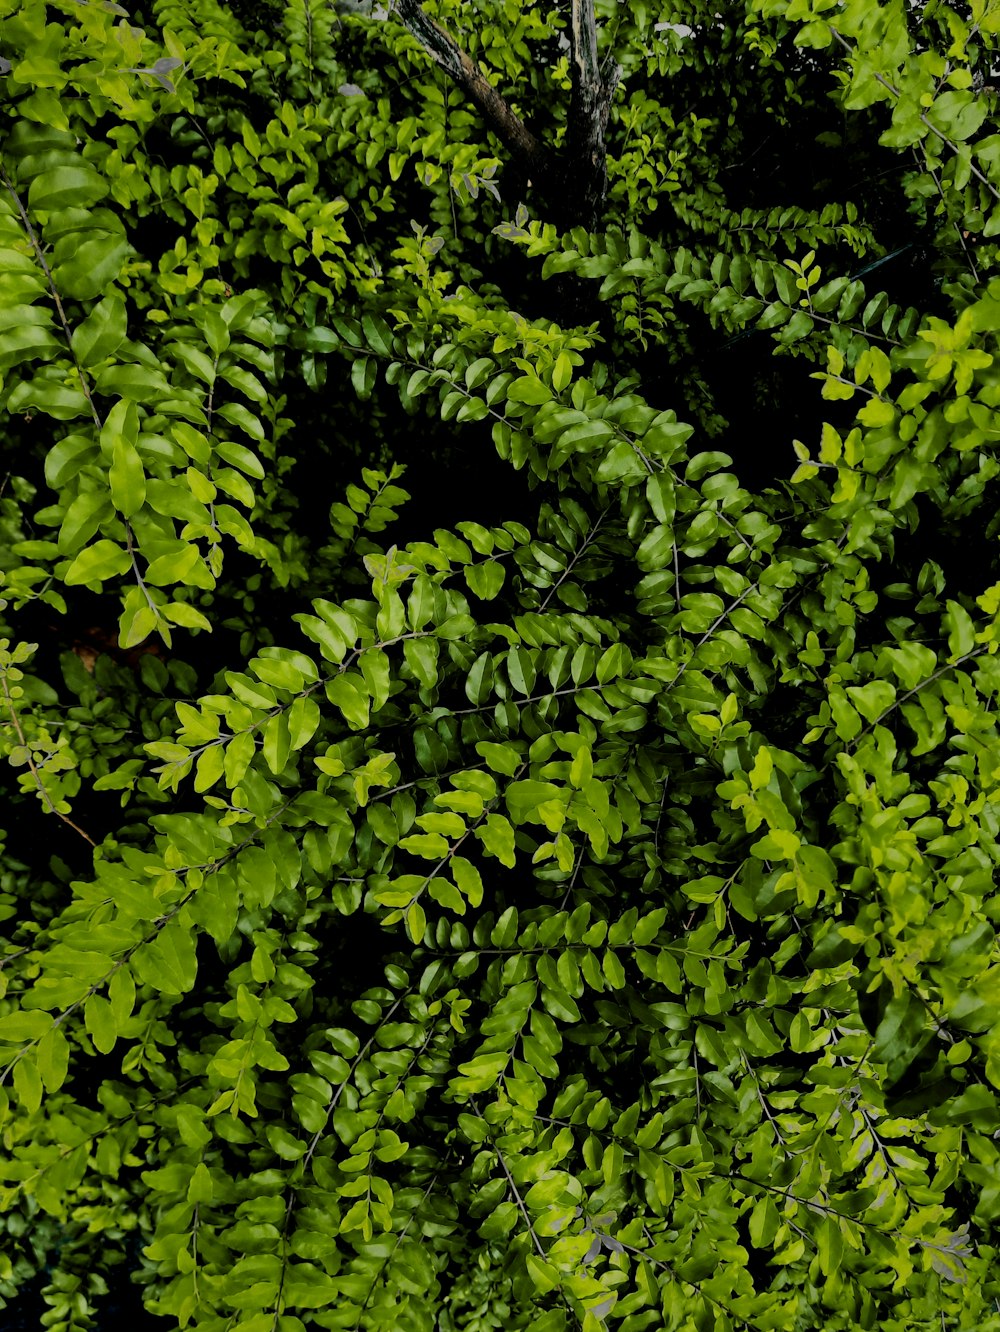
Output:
[394, 0, 547, 174]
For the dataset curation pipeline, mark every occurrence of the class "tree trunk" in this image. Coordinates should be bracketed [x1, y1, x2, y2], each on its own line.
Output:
[559, 0, 620, 234]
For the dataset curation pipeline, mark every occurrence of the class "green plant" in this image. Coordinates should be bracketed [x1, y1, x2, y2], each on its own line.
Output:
[2, 0, 1000, 1329]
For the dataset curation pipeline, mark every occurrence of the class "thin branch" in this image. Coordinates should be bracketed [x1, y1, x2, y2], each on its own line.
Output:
[693, 584, 755, 652]
[557, 844, 585, 912]
[470, 1097, 580, 1326]
[653, 776, 669, 858]
[0, 164, 161, 632]
[829, 28, 1000, 203]
[351, 1165, 447, 1330]
[914, 147, 980, 283]
[0, 670, 97, 847]
[394, 0, 547, 173]
[488, 1124, 548, 1259]
[853, 646, 986, 745]
[0, 164, 102, 432]
[538, 509, 607, 612]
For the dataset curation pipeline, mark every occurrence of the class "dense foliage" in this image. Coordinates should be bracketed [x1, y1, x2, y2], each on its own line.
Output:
[3, 0, 1000, 1327]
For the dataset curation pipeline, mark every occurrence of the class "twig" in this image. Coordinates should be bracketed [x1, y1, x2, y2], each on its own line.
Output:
[0, 670, 97, 847]
[916, 147, 980, 283]
[538, 509, 607, 612]
[853, 646, 985, 745]
[829, 28, 1000, 203]
[0, 164, 102, 431]
[557, 844, 585, 911]
[470, 1096, 581, 1325]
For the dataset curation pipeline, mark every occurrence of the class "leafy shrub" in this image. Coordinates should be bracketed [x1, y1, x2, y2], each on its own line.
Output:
[2, 1, 1000, 1329]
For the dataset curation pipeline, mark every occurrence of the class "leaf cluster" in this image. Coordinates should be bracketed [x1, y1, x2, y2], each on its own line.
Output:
[2, 1, 1000, 1329]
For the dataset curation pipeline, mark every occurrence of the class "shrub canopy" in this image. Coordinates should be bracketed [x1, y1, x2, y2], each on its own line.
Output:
[2, 0, 1000, 1329]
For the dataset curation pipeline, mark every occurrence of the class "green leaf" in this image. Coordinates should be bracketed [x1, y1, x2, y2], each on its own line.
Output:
[118, 603, 158, 649]
[749, 1196, 779, 1248]
[465, 560, 506, 600]
[108, 968, 136, 1028]
[0, 320, 67, 369]
[216, 401, 266, 440]
[134, 920, 198, 995]
[403, 636, 438, 688]
[351, 356, 377, 400]
[109, 436, 146, 517]
[845, 680, 895, 723]
[13, 1056, 43, 1115]
[172, 343, 217, 383]
[7, 376, 90, 420]
[101, 395, 138, 458]
[428, 876, 465, 912]
[35, 1027, 69, 1095]
[161, 601, 212, 632]
[454, 1052, 508, 1093]
[287, 696, 320, 750]
[405, 901, 426, 943]
[227, 672, 277, 709]
[400, 831, 450, 858]
[219, 365, 269, 404]
[479, 1201, 518, 1239]
[144, 545, 200, 587]
[224, 731, 257, 788]
[507, 374, 551, 405]
[525, 1254, 558, 1293]
[476, 741, 520, 775]
[195, 744, 226, 792]
[84, 994, 118, 1055]
[267, 1125, 306, 1160]
[187, 1162, 215, 1204]
[874, 991, 930, 1082]
[597, 440, 647, 483]
[64, 539, 131, 586]
[326, 674, 370, 729]
[71, 294, 126, 367]
[362, 314, 393, 356]
[552, 351, 573, 392]
[28, 165, 109, 211]
[452, 856, 484, 907]
[97, 362, 172, 403]
[45, 434, 100, 488]
[475, 813, 516, 867]
[0, 1012, 53, 1043]
[945, 600, 977, 658]
[215, 440, 265, 479]
[926, 90, 988, 143]
[262, 713, 291, 774]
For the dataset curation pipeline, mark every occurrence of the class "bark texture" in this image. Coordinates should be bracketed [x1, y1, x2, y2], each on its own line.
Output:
[561, 0, 621, 232]
[395, 0, 620, 234]
[395, 0, 548, 176]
